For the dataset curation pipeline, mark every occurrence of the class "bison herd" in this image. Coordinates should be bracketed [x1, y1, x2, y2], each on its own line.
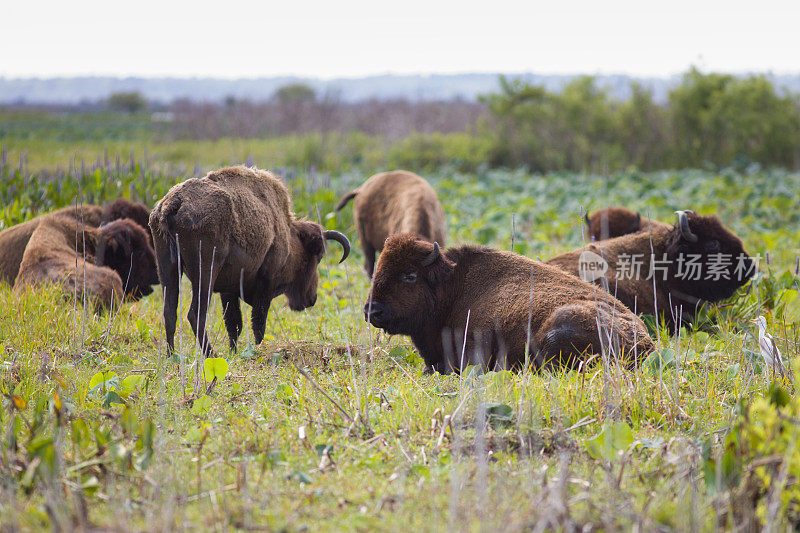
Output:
[0, 166, 756, 375]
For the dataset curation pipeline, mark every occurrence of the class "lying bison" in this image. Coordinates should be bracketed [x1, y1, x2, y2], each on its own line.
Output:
[336, 170, 446, 277]
[364, 234, 654, 374]
[550, 211, 755, 331]
[584, 207, 670, 241]
[15, 216, 158, 309]
[0, 198, 151, 285]
[150, 166, 350, 357]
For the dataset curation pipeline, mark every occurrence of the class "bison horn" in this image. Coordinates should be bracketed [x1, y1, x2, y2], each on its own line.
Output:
[422, 242, 440, 266]
[324, 230, 351, 263]
[633, 212, 641, 231]
[583, 212, 590, 227]
[674, 210, 698, 243]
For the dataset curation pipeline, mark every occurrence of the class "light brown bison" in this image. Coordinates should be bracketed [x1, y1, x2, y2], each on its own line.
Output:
[584, 207, 670, 241]
[549, 211, 755, 331]
[14, 216, 158, 309]
[0, 199, 151, 285]
[150, 166, 351, 357]
[364, 234, 654, 374]
[336, 170, 446, 277]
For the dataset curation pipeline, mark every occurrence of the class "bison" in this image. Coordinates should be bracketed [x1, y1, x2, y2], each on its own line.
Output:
[364, 234, 654, 374]
[336, 170, 446, 277]
[549, 211, 755, 331]
[149, 166, 351, 357]
[0, 199, 151, 285]
[14, 215, 158, 309]
[584, 207, 670, 241]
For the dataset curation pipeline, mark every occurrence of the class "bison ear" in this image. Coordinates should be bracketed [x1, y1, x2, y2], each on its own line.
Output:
[632, 212, 641, 232]
[298, 223, 325, 255]
[425, 245, 455, 287]
[98, 225, 132, 267]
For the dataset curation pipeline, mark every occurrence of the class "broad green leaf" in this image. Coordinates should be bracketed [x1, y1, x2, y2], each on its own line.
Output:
[584, 421, 633, 462]
[644, 348, 676, 375]
[88, 371, 118, 393]
[203, 357, 229, 382]
[119, 375, 144, 394]
[191, 395, 213, 414]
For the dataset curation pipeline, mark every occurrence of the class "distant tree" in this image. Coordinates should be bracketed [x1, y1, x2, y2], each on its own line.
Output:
[669, 68, 800, 167]
[273, 83, 316, 104]
[107, 91, 147, 113]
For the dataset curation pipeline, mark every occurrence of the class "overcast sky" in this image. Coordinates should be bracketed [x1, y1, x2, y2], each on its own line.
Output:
[3, 0, 799, 78]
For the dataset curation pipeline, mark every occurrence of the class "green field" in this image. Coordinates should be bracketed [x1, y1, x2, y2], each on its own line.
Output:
[1, 133, 800, 530]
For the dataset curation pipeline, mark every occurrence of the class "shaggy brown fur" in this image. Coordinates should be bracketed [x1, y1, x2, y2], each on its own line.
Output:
[364, 234, 654, 374]
[549, 212, 754, 331]
[0, 199, 151, 285]
[102, 198, 152, 242]
[336, 170, 446, 277]
[14, 216, 158, 309]
[585, 207, 671, 241]
[150, 166, 351, 357]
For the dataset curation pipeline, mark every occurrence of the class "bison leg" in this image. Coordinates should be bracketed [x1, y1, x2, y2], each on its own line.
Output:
[251, 299, 271, 346]
[221, 293, 243, 351]
[152, 235, 180, 355]
[186, 250, 222, 359]
[363, 242, 377, 279]
[535, 305, 602, 370]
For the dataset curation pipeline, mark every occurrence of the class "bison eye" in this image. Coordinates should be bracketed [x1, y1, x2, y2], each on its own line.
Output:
[401, 271, 417, 283]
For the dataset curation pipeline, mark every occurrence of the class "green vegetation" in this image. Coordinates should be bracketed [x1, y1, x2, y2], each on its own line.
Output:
[483, 69, 800, 172]
[4, 68, 799, 175]
[2, 72, 800, 527]
[107, 92, 148, 114]
[1, 147, 799, 529]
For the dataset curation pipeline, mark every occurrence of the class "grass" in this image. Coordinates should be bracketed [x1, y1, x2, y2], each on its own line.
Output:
[1, 146, 800, 529]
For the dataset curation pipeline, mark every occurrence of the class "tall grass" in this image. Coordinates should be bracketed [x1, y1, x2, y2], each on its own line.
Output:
[1, 155, 799, 529]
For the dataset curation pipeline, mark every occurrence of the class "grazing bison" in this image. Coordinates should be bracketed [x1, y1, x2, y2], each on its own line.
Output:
[14, 216, 158, 309]
[336, 170, 446, 277]
[584, 207, 670, 241]
[150, 166, 351, 357]
[549, 211, 755, 331]
[364, 234, 654, 374]
[0, 199, 151, 285]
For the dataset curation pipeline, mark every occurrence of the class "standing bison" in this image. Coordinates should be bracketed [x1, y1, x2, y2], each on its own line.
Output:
[584, 207, 670, 241]
[150, 166, 350, 357]
[336, 170, 446, 277]
[14, 216, 158, 309]
[549, 211, 755, 331]
[365, 234, 654, 374]
[0, 198, 151, 285]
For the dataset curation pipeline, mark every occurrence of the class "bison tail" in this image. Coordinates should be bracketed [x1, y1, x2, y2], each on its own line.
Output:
[152, 198, 181, 264]
[335, 190, 358, 211]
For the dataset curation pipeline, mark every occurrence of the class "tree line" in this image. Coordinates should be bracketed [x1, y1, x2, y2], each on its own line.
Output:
[482, 68, 800, 172]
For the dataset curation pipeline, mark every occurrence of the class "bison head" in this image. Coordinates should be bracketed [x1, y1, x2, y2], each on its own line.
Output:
[585, 207, 641, 241]
[102, 198, 152, 243]
[664, 211, 755, 303]
[284, 221, 350, 311]
[97, 219, 159, 299]
[364, 234, 454, 335]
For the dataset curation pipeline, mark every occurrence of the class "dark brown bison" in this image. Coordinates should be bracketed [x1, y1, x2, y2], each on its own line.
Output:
[336, 170, 446, 277]
[584, 207, 670, 241]
[150, 166, 351, 357]
[364, 234, 654, 374]
[549, 211, 755, 331]
[0, 199, 151, 285]
[14, 216, 158, 309]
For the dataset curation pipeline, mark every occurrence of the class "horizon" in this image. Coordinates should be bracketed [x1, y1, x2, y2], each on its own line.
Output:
[2, 68, 800, 82]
